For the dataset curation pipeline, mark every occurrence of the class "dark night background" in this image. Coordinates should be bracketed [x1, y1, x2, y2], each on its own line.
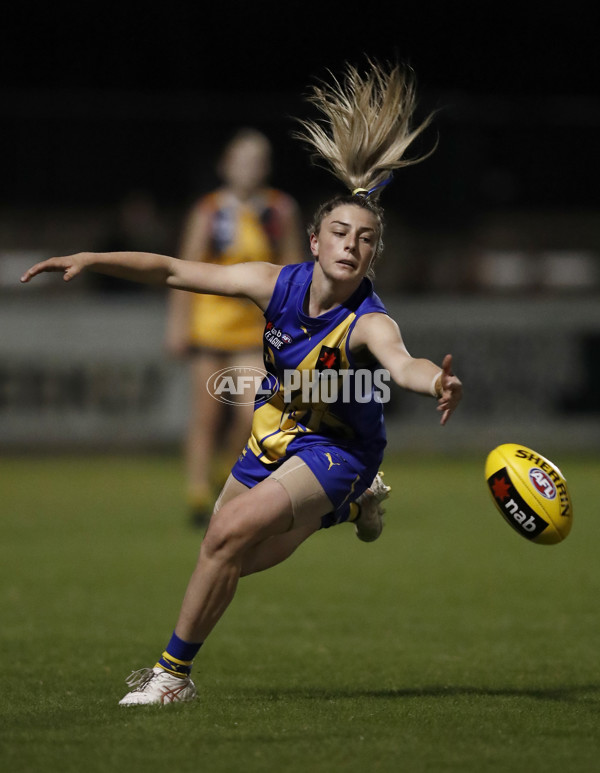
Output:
[1, 1, 598, 278]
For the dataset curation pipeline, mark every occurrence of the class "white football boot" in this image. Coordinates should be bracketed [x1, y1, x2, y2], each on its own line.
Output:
[354, 472, 391, 542]
[118, 667, 197, 706]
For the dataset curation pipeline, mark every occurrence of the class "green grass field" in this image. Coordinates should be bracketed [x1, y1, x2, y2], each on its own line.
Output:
[2, 451, 599, 772]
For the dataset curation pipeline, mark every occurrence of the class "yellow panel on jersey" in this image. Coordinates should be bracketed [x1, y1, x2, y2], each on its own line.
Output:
[248, 315, 356, 463]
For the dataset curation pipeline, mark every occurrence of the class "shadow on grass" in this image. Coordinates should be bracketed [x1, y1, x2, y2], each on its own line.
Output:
[247, 684, 600, 704]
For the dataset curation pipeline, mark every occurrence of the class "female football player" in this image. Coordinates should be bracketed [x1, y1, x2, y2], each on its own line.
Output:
[21, 60, 462, 705]
[165, 128, 303, 527]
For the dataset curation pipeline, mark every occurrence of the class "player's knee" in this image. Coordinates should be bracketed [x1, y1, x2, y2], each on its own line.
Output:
[200, 503, 250, 561]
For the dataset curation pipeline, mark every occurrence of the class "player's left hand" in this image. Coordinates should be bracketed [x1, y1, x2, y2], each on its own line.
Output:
[436, 353, 462, 426]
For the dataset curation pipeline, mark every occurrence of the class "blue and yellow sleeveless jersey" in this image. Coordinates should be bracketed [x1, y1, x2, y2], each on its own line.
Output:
[232, 261, 389, 519]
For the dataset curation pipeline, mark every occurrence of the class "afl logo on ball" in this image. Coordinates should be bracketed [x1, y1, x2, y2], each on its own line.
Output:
[529, 467, 557, 500]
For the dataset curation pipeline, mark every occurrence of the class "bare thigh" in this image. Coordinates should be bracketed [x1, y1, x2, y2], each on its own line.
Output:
[215, 456, 334, 531]
[212, 458, 335, 576]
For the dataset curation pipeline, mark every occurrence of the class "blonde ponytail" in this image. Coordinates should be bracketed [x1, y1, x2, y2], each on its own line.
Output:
[294, 60, 436, 196]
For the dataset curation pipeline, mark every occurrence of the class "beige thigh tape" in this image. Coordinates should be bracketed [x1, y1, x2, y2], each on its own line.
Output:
[214, 457, 333, 528]
[269, 456, 333, 527]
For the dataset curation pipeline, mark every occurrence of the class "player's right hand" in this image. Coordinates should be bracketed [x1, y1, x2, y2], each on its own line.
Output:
[20, 254, 87, 284]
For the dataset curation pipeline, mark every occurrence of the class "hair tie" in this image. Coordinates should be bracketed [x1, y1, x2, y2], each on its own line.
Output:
[351, 173, 394, 199]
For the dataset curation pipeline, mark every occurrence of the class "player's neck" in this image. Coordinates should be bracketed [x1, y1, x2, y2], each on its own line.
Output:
[306, 265, 361, 317]
[224, 186, 265, 205]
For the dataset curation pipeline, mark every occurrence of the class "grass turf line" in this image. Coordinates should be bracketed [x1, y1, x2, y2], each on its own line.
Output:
[1, 453, 600, 772]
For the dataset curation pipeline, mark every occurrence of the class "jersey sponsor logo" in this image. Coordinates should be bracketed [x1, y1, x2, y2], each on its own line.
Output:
[316, 346, 341, 372]
[264, 321, 293, 350]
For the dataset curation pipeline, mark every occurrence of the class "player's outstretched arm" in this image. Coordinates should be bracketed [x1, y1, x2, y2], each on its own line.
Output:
[20, 251, 281, 310]
[351, 313, 462, 425]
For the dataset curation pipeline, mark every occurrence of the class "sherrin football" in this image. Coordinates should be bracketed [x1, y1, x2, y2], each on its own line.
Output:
[485, 443, 573, 545]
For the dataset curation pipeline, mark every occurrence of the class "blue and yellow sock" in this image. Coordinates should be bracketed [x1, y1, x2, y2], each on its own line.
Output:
[155, 632, 203, 678]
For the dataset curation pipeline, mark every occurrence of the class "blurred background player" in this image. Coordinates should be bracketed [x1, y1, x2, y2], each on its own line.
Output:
[165, 128, 304, 526]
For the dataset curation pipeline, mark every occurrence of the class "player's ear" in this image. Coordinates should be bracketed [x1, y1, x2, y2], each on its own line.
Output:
[309, 232, 319, 258]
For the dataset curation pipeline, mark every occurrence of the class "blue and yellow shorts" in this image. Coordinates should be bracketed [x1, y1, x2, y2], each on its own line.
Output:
[231, 443, 384, 528]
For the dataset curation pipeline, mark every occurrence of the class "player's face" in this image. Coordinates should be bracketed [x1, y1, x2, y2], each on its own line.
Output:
[310, 205, 380, 282]
[221, 138, 271, 193]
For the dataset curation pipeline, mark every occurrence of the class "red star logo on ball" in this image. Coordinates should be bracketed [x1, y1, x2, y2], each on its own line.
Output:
[491, 476, 511, 501]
